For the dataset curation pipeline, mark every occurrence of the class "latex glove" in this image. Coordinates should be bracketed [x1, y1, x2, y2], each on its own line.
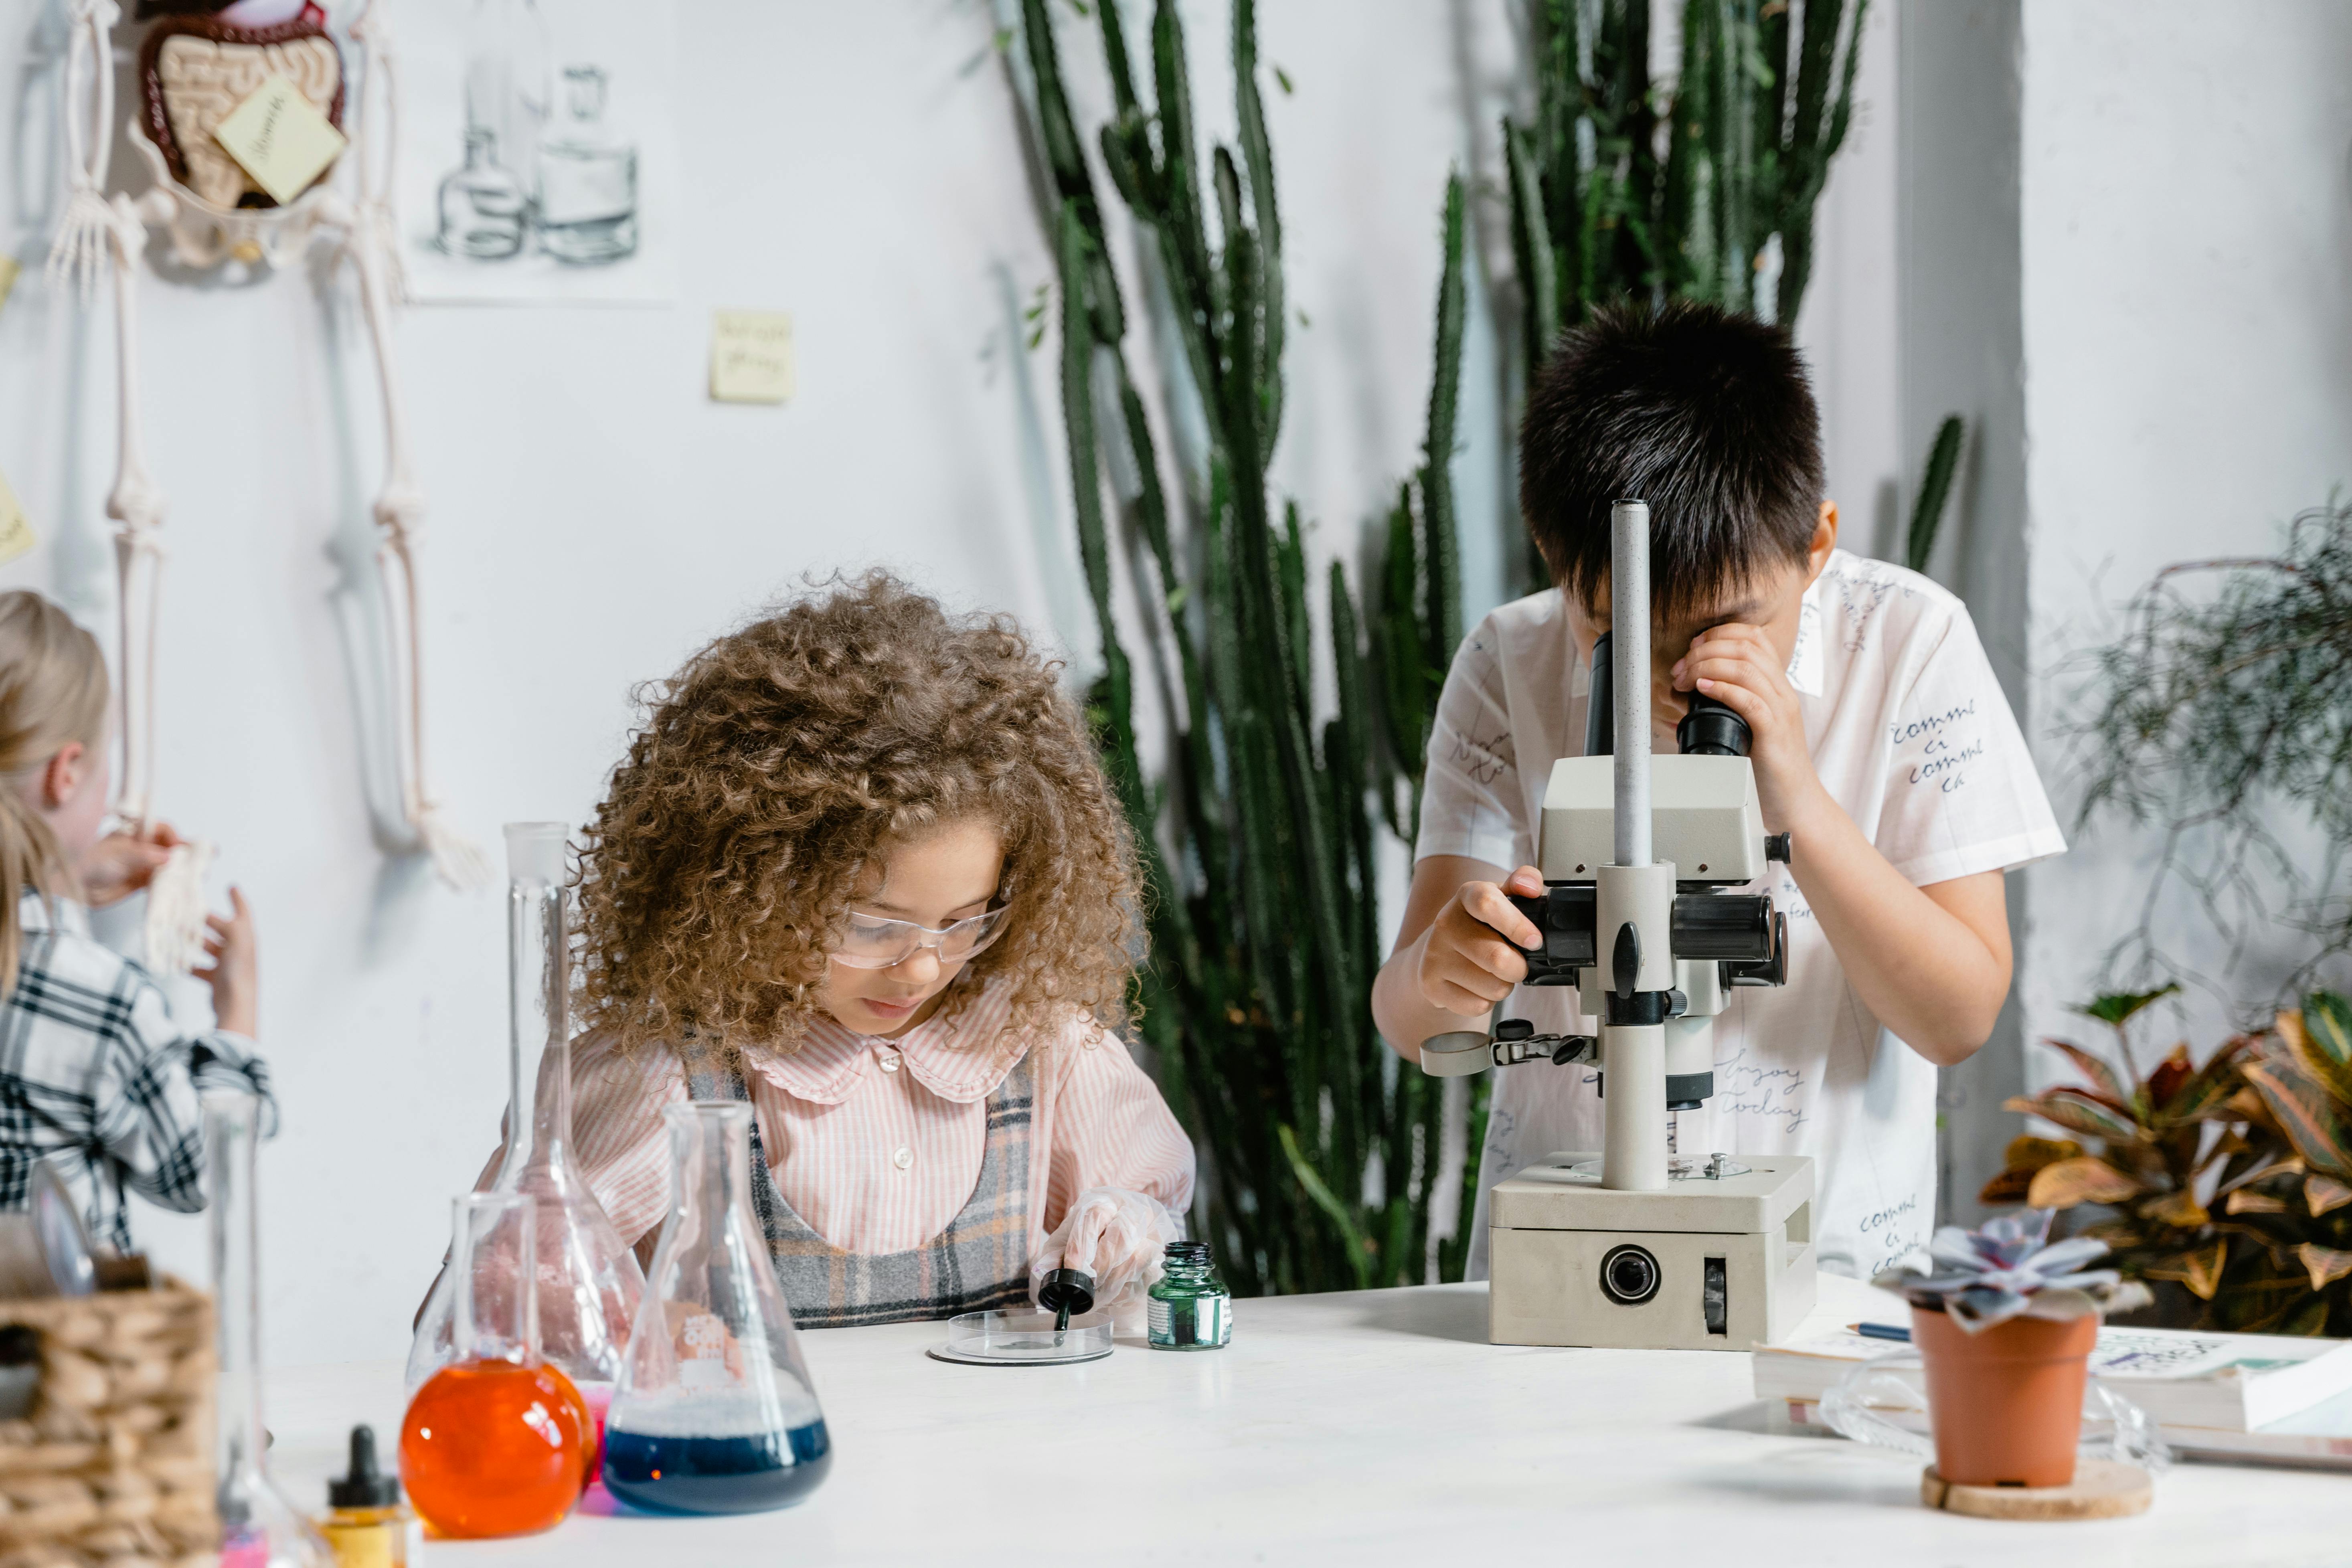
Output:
[1033, 1187, 1181, 1321]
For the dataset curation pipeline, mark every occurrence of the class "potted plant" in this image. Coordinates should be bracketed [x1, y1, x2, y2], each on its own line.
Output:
[1985, 989, 2352, 1332]
[1875, 1212, 2150, 1489]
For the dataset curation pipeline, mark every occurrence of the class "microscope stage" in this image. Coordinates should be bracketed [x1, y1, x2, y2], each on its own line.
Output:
[1491, 1152, 1813, 1235]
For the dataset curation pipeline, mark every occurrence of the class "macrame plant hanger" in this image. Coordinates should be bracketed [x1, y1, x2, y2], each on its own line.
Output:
[45, 0, 488, 974]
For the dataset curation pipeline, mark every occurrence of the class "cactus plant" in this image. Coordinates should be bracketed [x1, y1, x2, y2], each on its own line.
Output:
[1502, 0, 1869, 589]
[1012, 0, 1475, 1294]
[1509, 0, 1868, 346]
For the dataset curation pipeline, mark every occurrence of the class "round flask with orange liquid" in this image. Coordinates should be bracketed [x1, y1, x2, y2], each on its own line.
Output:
[399, 1195, 586, 1538]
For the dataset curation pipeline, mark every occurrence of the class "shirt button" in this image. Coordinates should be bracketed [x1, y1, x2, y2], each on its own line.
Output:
[892, 1147, 913, 1170]
[879, 1051, 901, 1073]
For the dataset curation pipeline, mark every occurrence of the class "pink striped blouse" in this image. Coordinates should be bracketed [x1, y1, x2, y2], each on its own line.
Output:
[565, 983, 1195, 1259]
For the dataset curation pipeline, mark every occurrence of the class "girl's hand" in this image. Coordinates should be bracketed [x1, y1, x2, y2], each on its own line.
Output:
[1035, 1188, 1181, 1313]
[1672, 623, 1826, 830]
[80, 822, 183, 908]
[195, 887, 259, 1037]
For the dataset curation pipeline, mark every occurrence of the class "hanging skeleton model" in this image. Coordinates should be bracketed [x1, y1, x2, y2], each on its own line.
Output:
[45, 0, 490, 959]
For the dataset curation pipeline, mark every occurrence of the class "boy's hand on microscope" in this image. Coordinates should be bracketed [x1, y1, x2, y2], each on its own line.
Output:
[194, 887, 259, 1038]
[1415, 865, 1543, 1015]
[1672, 623, 1824, 829]
[79, 821, 182, 908]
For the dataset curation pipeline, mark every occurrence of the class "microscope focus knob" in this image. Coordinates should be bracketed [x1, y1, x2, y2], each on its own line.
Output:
[1765, 832, 1793, 863]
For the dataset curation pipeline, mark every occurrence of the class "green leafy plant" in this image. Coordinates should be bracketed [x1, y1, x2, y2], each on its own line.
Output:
[1984, 985, 2264, 1312]
[1012, 0, 1474, 1295]
[1499, 0, 1870, 589]
[2216, 995, 2352, 1333]
[2072, 502, 2352, 995]
[1986, 987, 2352, 1332]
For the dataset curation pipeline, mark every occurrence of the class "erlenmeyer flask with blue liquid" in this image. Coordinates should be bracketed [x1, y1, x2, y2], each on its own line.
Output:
[602, 1102, 832, 1513]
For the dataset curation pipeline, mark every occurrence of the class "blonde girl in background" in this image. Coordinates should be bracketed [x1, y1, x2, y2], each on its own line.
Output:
[531, 574, 1192, 1327]
[0, 591, 270, 1250]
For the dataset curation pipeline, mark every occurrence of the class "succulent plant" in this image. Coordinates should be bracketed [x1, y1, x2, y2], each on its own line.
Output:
[1876, 1210, 2152, 1333]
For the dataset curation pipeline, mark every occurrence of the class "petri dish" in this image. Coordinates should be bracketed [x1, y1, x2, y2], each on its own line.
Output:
[929, 1309, 1113, 1367]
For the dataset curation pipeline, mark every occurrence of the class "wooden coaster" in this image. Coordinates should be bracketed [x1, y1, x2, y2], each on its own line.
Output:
[1922, 1460, 2152, 1520]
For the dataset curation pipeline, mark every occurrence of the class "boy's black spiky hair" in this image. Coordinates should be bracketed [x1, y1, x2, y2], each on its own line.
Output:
[1520, 299, 1826, 618]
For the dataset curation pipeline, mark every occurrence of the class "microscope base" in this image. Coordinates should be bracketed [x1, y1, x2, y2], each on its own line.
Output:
[1487, 1153, 1816, 1351]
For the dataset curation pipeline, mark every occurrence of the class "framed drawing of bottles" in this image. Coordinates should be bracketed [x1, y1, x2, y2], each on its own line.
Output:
[399, 0, 676, 304]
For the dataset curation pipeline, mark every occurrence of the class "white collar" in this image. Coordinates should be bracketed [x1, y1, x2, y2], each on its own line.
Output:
[1787, 576, 1826, 698]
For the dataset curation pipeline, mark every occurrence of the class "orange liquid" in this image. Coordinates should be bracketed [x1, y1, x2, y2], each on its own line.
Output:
[400, 1360, 585, 1538]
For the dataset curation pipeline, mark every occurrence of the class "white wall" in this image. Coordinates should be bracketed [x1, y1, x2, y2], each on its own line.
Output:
[0, 0, 1898, 1366]
[2015, 1, 2352, 1074]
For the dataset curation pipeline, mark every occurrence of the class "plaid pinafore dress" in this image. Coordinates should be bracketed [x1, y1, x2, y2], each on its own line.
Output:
[687, 1052, 1036, 1328]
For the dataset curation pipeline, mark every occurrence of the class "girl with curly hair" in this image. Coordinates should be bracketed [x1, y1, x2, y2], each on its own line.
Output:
[538, 574, 1192, 1327]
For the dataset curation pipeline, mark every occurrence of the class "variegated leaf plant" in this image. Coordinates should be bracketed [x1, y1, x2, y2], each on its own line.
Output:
[1984, 987, 2352, 1332]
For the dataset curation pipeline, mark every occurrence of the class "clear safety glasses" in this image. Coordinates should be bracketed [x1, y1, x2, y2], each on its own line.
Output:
[830, 904, 1011, 970]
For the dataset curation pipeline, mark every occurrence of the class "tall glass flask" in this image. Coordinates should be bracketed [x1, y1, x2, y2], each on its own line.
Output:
[207, 1093, 334, 1568]
[463, 0, 553, 208]
[399, 1196, 587, 1538]
[602, 1104, 833, 1515]
[407, 824, 644, 1449]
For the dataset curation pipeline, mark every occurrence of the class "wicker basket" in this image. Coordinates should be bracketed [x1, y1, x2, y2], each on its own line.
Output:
[0, 1281, 215, 1568]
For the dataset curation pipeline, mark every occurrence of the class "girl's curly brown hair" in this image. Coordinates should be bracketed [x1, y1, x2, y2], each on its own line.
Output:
[576, 573, 1140, 1062]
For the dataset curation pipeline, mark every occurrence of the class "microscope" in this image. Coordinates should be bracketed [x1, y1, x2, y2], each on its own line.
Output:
[1421, 500, 1817, 1351]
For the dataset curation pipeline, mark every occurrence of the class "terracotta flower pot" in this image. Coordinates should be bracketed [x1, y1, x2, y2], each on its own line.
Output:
[1912, 1302, 2097, 1488]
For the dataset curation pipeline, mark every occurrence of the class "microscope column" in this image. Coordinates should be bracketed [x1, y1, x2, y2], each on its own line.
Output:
[1599, 498, 1677, 1193]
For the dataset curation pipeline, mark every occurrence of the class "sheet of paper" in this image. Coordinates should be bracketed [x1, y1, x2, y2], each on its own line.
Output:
[211, 74, 347, 206]
[710, 310, 795, 404]
[0, 469, 37, 567]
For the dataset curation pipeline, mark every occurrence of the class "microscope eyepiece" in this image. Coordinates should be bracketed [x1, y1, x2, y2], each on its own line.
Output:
[1676, 691, 1751, 757]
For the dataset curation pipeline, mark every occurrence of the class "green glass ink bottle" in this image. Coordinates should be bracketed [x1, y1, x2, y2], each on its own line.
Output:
[1147, 1241, 1231, 1350]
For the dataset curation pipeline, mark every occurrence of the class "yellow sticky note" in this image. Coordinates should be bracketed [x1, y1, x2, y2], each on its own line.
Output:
[0, 257, 19, 317]
[710, 310, 795, 405]
[211, 74, 346, 206]
[0, 470, 37, 567]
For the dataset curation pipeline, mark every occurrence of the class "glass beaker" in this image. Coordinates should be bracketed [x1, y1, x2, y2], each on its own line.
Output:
[602, 1103, 833, 1515]
[206, 1092, 335, 1568]
[538, 65, 639, 264]
[408, 824, 645, 1461]
[400, 1194, 588, 1538]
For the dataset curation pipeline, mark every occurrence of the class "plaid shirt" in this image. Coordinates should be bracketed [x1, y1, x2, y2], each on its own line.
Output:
[0, 891, 274, 1252]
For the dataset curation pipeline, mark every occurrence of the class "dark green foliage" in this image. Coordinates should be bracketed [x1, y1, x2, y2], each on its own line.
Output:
[1504, 0, 1870, 591]
[2073, 503, 2352, 995]
[1510, 0, 1868, 346]
[1016, 0, 1476, 1295]
[1905, 414, 1964, 574]
[1993, 990, 2352, 1334]
[2073, 984, 2180, 1030]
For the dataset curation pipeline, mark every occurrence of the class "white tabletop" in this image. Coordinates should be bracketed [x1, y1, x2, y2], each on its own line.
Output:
[263, 1275, 2349, 1566]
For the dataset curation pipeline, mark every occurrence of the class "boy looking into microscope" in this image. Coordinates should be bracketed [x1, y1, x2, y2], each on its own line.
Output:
[1370, 301, 2064, 1281]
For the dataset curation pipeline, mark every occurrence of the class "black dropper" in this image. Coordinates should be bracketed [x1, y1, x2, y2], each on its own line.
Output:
[328, 1424, 400, 1510]
[1036, 1267, 1095, 1337]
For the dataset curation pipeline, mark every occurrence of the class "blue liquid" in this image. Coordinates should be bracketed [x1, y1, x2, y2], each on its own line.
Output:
[601, 1421, 832, 1515]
